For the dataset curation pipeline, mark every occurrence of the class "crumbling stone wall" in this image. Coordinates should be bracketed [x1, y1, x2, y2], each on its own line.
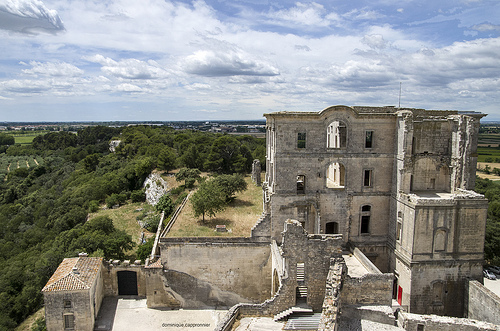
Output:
[318, 257, 346, 331]
[466, 280, 500, 326]
[398, 312, 498, 331]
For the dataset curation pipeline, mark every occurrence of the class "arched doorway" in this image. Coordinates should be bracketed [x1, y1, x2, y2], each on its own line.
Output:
[117, 270, 138, 295]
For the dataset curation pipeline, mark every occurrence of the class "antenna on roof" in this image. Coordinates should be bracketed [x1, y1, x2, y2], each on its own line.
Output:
[398, 82, 402, 108]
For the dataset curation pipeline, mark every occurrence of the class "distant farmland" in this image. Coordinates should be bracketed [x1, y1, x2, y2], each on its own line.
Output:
[0, 155, 42, 181]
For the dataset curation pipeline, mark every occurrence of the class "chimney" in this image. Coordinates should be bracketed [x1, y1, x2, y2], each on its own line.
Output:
[72, 266, 79, 274]
[79, 252, 88, 257]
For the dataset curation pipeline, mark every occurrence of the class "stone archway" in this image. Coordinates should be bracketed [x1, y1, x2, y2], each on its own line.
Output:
[117, 270, 138, 295]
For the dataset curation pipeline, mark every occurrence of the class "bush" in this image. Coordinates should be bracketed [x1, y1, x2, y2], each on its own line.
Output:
[174, 191, 188, 206]
[136, 237, 155, 262]
[105, 193, 127, 208]
[131, 189, 146, 202]
[170, 186, 185, 196]
[88, 200, 99, 213]
[143, 214, 161, 232]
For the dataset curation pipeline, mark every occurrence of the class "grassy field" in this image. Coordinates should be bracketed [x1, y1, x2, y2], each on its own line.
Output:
[88, 202, 156, 247]
[167, 175, 263, 238]
[14, 308, 44, 331]
[12, 131, 46, 145]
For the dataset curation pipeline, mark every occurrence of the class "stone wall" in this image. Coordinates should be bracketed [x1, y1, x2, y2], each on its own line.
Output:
[102, 261, 146, 297]
[44, 290, 94, 331]
[398, 312, 498, 331]
[466, 280, 500, 325]
[341, 273, 393, 306]
[318, 258, 346, 331]
[159, 237, 272, 306]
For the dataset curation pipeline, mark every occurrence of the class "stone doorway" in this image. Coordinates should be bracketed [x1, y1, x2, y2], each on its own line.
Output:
[117, 271, 138, 295]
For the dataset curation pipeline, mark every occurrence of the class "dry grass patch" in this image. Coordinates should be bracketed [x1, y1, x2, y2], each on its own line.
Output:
[166, 176, 262, 237]
[88, 202, 156, 245]
[15, 307, 44, 331]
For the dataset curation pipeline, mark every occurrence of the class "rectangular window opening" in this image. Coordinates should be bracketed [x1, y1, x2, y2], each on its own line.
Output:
[64, 314, 75, 330]
[297, 132, 306, 149]
[64, 300, 72, 308]
[365, 131, 373, 148]
[361, 215, 370, 234]
[363, 170, 372, 187]
[396, 221, 402, 241]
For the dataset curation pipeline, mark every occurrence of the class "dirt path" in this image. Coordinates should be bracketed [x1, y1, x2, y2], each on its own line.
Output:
[33, 159, 39, 166]
[26, 160, 29, 168]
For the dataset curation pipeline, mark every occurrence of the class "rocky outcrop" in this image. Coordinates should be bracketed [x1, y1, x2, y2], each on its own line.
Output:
[143, 173, 168, 206]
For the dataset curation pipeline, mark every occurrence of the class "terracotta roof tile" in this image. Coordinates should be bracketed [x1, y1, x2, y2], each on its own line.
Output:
[42, 257, 103, 292]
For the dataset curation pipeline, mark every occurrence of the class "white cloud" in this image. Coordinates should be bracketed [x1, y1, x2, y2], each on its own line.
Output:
[21, 61, 83, 77]
[182, 49, 279, 77]
[361, 34, 387, 49]
[472, 23, 500, 32]
[84, 55, 170, 80]
[0, 0, 64, 33]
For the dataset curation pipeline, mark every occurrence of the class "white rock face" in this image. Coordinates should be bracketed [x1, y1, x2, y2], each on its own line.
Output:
[143, 173, 168, 206]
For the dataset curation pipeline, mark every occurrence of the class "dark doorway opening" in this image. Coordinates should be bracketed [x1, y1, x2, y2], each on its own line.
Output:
[325, 222, 339, 234]
[117, 270, 138, 295]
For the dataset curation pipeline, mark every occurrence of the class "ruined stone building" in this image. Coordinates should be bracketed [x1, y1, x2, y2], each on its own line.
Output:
[43, 105, 499, 331]
[263, 105, 488, 316]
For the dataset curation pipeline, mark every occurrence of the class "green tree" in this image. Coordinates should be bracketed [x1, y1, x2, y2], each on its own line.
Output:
[205, 135, 244, 174]
[0, 132, 15, 146]
[213, 174, 247, 202]
[157, 147, 177, 173]
[175, 168, 201, 188]
[190, 181, 226, 222]
[155, 194, 175, 217]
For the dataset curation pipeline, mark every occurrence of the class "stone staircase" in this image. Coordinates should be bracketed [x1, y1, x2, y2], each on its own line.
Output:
[273, 306, 314, 321]
[284, 313, 322, 330]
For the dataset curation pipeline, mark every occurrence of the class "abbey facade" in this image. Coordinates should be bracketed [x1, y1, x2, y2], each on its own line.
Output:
[264, 105, 488, 316]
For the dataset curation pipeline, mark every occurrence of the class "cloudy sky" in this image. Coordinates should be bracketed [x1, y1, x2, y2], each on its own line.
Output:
[0, 0, 499, 121]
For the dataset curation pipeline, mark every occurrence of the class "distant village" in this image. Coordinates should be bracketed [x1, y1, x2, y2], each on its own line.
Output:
[0, 120, 266, 135]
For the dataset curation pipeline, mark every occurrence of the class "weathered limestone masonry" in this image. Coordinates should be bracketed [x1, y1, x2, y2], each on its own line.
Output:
[251, 159, 262, 186]
[157, 237, 272, 308]
[398, 312, 499, 331]
[43, 256, 104, 331]
[264, 105, 488, 316]
[318, 257, 346, 331]
[466, 280, 500, 326]
[102, 260, 146, 297]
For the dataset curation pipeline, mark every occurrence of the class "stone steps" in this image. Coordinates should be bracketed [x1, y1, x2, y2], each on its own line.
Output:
[284, 312, 322, 330]
[273, 306, 314, 321]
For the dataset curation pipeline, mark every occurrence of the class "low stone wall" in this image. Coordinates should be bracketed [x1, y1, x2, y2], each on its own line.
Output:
[398, 312, 499, 331]
[466, 280, 500, 325]
[341, 273, 393, 306]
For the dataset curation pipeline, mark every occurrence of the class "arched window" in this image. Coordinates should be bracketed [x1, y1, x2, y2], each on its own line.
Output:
[360, 205, 371, 234]
[325, 221, 339, 234]
[326, 162, 345, 188]
[434, 229, 447, 252]
[432, 280, 445, 304]
[327, 121, 347, 148]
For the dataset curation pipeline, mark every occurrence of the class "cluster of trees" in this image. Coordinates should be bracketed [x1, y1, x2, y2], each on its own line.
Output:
[0, 125, 265, 330]
[191, 174, 247, 222]
[474, 177, 500, 266]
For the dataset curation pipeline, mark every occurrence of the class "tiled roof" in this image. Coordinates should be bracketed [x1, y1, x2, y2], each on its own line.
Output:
[145, 258, 162, 269]
[42, 257, 103, 292]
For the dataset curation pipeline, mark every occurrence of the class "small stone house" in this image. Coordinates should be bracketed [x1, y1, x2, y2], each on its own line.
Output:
[42, 256, 104, 331]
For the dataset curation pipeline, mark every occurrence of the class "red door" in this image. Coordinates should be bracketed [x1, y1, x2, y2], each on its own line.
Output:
[397, 286, 403, 305]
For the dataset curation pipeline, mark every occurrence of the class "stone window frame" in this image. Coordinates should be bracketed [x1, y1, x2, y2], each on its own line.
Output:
[433, 228, 448, 252]
[296, 175, 305, 194]
[297, 132, 306, 149]
[326, 162, 346, 189]
[326, 120, 347, 149]
[365, 130, 374, 149]
[360, 205, 371, 235]
[64, 299, 72, 308]
[63, 313, 75, 330]
[431, 280, 446, 305]
[363, 168, 373, 187]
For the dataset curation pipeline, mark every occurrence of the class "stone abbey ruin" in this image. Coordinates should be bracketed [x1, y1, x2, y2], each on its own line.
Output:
[43, 106, 500, 331]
